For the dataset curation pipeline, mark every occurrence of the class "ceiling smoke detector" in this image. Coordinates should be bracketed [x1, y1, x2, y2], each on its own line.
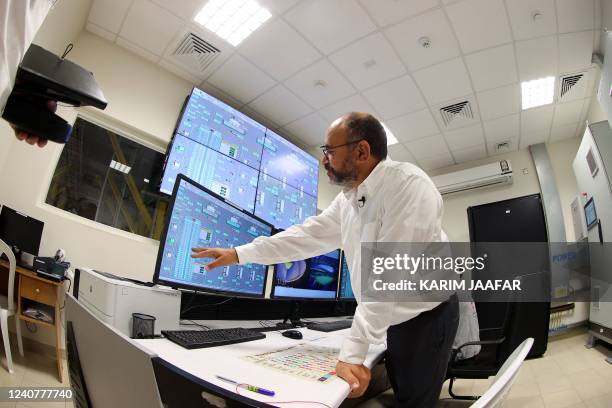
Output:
[418, 36, 432, 48]
[313, 80, 327, 89]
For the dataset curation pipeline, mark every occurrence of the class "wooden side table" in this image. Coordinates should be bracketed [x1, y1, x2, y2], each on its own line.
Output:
[15, 267, 64, 383]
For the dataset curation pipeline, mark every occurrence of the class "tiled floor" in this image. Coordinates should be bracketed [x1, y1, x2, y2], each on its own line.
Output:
[1, 327, 611, 408]
[359, 328, 612, 408]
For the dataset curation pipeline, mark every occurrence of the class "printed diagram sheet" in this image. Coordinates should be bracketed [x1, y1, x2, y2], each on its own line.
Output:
[241, 344, 339, 383]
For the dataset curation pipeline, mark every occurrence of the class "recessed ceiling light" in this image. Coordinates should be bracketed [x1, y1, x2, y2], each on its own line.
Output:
[194, 0, 272, 47]
[382, 123, 398, 146]
[521, 76, 555, 110]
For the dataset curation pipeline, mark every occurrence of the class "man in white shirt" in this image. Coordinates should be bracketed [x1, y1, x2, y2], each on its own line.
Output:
[192, 112, 459, 407]
[1, 0, 54, 147]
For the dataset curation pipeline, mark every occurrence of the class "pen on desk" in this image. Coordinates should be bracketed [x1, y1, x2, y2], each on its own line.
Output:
[215, 375, 275, 397]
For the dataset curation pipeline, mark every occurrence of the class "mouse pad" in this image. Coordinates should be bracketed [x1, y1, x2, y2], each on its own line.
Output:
[241, 344, 339, 383]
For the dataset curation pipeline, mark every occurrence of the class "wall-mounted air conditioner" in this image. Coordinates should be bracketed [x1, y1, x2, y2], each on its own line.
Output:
[432, 160, 513, 195]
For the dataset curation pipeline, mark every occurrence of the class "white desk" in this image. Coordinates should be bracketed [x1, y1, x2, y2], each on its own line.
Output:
[135, 322, 386, 408]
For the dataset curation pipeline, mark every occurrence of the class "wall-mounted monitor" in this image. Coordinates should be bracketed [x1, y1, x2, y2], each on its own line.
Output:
[153, 175, 273, 297]
[254, 173, 317, 230]
[271, 249, 341, 300]
[160, 134, 259, 212]
[584, 197, 598, 230]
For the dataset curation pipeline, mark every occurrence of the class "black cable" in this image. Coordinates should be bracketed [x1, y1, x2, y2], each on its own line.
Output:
[59, 276, 72, 311]
[61, 43, 73, 59]
[180, 296, 235, 315]
[179, 320, 210, 330]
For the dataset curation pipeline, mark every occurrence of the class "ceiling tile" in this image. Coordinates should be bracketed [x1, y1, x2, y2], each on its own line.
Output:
[283, 112, 330, 147]
[238, 19, 320, 81]
[387, 143, 417, 163]
[198, 81, 244, 111]
[384, 9, 461, 72]
[417, 152, 455, 171]
[521, 105, 554, 139]
[88, 0, 131, 33]
[150, 0, 202, 20]
[240, 104, 279, 129]
[285, 0, 376, 55]
[505, 0, 557, 41]
[317, 94, 378, 122]
[452, 144, 488, 163]
[444, 124, 485, 150]
[285, 59, 355, 109]
[556, 0, 595, 33]
[553, 99, 586, 127]
[483, 114, 520, 150]
[359, 0, 440, 27]
[445, 0, 513, 53]
[413, 58, 473, 105]
[477, 84, 521, 121]
[362, 75, 427, 119]
[405, 134, 449, 158]
[247, 85, 312, 126]
[207, 55, 276, 104]
[258, 0, 300, 15]
[465, 44, 518, 92]
[386, 109, 440, 142]
[559, 31, 595, 73]
[118, 0, 183, 55]
[86, 22, 116, 42]
[329, 33, 406, 90]
[550, 122, 579, 142]
[515, 35, 558, 80]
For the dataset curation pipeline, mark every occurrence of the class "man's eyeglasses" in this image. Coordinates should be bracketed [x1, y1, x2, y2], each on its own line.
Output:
[319, 139, 364, 157]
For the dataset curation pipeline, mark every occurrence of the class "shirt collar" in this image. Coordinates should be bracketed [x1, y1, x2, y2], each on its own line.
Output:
[342, 159, 390, 200]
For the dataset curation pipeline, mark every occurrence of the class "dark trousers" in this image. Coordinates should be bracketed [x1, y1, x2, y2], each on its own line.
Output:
[385, 295, 459, 408]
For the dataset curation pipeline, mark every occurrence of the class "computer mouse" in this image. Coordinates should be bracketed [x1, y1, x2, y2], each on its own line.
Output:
[282, 330, 303, 340]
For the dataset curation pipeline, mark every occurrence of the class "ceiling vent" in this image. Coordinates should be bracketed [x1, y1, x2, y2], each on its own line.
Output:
[172, 32, 221, 73]
[439, 100, 474, 128]
[557, 71, 589, 102]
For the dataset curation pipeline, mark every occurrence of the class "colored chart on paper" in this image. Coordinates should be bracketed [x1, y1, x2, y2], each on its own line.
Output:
[241, 344, 339, 383]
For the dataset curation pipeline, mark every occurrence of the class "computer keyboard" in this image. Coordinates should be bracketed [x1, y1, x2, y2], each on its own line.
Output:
[307, 320, 353, 332]
[161, 328, 266, 349]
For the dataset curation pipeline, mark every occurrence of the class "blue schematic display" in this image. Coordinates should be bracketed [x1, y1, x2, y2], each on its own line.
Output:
[273, 250, 340, 300]
[176, 88, 266, 169]
[160, 134, 259, 212]
[261, 129, 319, 197]
[156, 177, 272, 296]
[339, 254, 355, 300]
[254, 173, 317, 230]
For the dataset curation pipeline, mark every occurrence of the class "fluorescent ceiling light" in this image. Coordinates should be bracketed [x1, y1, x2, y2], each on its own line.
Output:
[382, 123, 398, 146]
[194, 0, 272, 46]
[521, 76, 555, 110]
[109, 160, 131, 175]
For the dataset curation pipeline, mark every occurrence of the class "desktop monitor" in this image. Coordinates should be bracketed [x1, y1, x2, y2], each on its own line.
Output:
[254, 173, 317, 230]
[271, 249, 341, 300]
[260, 129, 319, 197]
[338, 253, 355, 300]
[160, 134, 259, 212]
[0, 205, 44, 255]
[175, 88, 266, 169]
[153, 174, 273, 297]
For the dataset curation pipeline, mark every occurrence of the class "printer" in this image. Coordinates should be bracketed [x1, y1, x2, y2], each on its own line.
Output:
[73, 268, 181, 337]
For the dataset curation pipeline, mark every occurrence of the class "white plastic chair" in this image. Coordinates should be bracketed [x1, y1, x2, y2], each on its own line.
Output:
[470, 337, 534, 408]
[0, 238, 24, 373]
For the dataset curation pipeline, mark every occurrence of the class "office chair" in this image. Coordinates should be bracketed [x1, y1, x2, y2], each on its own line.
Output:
[471, 338, 534, 408]
[65, 293, 163, 408]
[0, 238, 24, 373]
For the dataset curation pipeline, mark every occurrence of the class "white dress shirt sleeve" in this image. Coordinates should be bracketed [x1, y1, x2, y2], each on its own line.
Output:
[235, 193, 343, 265]
[0, 0, 53, 113]
[339, 173, 444, 364]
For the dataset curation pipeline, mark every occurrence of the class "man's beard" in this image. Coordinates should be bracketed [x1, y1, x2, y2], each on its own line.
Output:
[325, 160, 358, 187]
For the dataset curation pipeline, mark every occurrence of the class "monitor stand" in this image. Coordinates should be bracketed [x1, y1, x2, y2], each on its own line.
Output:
[282, 301, 307, 328]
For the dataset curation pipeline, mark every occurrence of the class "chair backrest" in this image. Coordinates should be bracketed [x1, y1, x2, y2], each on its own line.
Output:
[0, 238, 16, 313]
[471, 338, 534, 408]
[65, 293, 163, 408]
